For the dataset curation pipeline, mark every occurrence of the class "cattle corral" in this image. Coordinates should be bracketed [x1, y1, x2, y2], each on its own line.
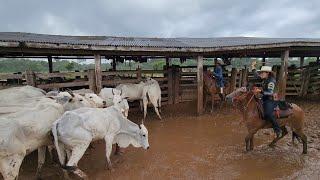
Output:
[1, 32, 320, 179]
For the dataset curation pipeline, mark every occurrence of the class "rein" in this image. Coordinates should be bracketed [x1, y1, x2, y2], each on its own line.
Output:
[232, 91, 256, 125]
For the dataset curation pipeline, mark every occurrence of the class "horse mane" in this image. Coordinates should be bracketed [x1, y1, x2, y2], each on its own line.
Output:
[203, 70, 216, 89]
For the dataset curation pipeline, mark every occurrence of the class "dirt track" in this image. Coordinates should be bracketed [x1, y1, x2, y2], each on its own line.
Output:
[15, 99, 320, 180]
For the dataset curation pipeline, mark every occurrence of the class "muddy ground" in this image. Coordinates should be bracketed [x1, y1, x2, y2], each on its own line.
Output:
[15, 98, 320, 180]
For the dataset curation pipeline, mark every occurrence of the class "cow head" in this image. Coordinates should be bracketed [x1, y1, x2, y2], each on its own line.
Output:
[82, 93, 106, 108]
[52, 92, 92, 111]
[112, 94, 130, 118]
[137, 124, 149, 150]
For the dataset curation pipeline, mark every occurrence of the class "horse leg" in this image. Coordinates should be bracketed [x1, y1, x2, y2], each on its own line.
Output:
[245, 133, 255, 152]
[250, 135, 254, 151]
[269, 126, 288, 147]
[294, 130, 308, 154]
[211, 95, 214, 113]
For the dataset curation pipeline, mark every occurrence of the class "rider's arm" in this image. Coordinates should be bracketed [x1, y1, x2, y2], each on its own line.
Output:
[252, 69, 261, 80]
[262, 81, 275, 96]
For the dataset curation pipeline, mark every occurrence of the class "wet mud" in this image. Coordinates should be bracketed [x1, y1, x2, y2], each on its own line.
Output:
[13, 99, 320, 179]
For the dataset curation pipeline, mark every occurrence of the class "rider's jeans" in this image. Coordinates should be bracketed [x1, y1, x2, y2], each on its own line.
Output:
[263, 99, 281, 134]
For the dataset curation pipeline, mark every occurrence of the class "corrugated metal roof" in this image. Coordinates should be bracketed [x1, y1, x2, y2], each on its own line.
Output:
[0, 32, 320, 48]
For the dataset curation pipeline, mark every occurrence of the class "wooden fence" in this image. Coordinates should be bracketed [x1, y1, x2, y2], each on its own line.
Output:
[0, 64, 319, 103]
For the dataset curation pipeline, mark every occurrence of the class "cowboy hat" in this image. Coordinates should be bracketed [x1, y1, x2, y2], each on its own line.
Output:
[258, 66, 272, 72]
[216, 58, 224, 65]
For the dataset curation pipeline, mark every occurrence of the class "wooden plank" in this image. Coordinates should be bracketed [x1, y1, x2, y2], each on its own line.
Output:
[95, 54, 102, 93]
[0, 73, 24, 79]
[197, 55, 204, 115]
[36, 72, 87, 79]
[37, 81, 89, 89]
[101, 71, 138, 76]
[278, 50, 289, 99]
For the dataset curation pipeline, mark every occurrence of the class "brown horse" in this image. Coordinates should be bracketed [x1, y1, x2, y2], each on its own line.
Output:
[203, 70, 229, 113]
[226, 87, 307, 154]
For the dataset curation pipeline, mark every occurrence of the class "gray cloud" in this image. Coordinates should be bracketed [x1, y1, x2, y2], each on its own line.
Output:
[0, 0, 319, 37]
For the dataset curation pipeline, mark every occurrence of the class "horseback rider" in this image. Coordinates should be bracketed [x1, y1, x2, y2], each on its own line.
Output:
[213, 58, 225, 100]
[251, 61, 282, 138]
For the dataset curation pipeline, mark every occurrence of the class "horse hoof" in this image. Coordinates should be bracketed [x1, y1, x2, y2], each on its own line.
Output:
[268, 144, 276, 148]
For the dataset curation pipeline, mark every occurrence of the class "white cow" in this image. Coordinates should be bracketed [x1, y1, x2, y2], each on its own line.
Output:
[0, 86, 46, 106]
[52, 103, 149, 179]
[0, 94, 94, 180]
[142, 78, 162, 120]
[116, 78, 162, 120]
[99, 88, 129, 117]
[47, 91, 106, 109]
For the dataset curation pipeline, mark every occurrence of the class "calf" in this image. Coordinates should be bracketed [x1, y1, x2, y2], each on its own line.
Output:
[52, 103, 149, 179]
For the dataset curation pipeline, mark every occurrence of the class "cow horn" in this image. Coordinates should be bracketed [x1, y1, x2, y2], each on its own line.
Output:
[138, 124, 142, 129]
[66, 89, 75, 97]
[120, 89, 122, 96]
[140, 119, 144, 125]
[112, 89, 114, 95]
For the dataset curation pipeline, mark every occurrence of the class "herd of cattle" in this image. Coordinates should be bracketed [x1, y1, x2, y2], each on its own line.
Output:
[0, 78, 162, 180]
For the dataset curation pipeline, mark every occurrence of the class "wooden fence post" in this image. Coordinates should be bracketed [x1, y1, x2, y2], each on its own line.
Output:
[48, 56, 53, 73]
[278, 50, 289, 99]
[88, 69, 96, 93]
[197, 55, 204, 115]
[26, 70, 36, 87]
[173, 65, 181, 104]
[230, 68, 237, 92]
[300, 68, 311, 97]
[136, 67, 142, 81]
[241, 67, 248, 87]
[238, 69, 243, 88]
[167, 66, 174, 104]
[94, 54, 102, 93]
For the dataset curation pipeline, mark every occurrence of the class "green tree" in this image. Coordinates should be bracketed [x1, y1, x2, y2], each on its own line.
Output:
[65, 62, 75, 71]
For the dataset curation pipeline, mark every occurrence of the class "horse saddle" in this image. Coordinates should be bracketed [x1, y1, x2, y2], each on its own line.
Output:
[274, 101, 293, 119]
[256, 99, 293, 119]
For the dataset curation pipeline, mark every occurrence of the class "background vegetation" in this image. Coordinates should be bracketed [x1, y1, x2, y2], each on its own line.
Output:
[0, 57, 317, 73]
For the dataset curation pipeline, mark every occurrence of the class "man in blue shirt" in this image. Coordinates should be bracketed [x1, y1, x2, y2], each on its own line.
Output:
[213, 59, 225, 100]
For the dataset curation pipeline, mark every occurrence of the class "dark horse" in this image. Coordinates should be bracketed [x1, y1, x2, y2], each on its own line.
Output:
[203, 70, 229, 113]
[226, 87, 307, 154]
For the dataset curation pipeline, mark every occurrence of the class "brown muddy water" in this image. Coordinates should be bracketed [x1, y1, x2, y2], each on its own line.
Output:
[15, 99, 320, 180]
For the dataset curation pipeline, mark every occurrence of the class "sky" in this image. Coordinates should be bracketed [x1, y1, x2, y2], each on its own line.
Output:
[0, 0, 319, 38]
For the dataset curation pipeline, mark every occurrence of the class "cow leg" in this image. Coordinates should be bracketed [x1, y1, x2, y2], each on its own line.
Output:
[143, 97, 148, 121]
[47, 145, 54, 163]
[66, 143, 90, 179]
[36, 146, 46, 179]
[62, 149, 72, 180]
[0, 154, 25, 180]
[150, 98, 162, 120]
[139, 100, 143, 112]
[104, 136, 114, 170]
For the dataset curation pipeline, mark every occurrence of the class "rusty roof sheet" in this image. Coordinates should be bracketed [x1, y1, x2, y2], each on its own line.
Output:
[0, 32, 320, 48]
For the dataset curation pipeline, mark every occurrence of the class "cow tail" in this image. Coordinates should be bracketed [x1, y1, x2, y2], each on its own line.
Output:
[146, 91, 151, 103]
[52, 121, 64, 165]
[158, 92, 161, 113]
